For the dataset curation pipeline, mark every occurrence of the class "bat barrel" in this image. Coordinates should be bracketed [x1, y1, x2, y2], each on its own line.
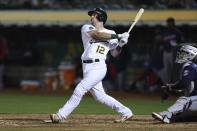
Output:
[128, 8, 144, 33]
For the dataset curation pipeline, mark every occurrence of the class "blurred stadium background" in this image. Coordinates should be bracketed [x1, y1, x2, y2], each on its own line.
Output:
[0, 0, 196, 92]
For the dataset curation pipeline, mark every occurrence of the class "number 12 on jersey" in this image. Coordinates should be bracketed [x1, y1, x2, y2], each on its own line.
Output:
[96, 45, 105, 54]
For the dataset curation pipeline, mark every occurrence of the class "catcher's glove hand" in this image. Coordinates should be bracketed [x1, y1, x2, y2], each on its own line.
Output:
[161, 84, 173, 102]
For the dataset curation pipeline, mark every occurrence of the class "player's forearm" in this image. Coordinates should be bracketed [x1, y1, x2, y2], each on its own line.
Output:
[89, 31, 118, 41]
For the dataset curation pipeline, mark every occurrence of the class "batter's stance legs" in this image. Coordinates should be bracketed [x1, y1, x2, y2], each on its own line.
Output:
[90, 82, 132, 117]
[51, 66, 133, 123]
[51, 81, 132, 123]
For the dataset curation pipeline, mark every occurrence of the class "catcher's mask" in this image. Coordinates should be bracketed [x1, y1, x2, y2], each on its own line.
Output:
[175, 44, 197, 64]
[88, 8, 107, 24]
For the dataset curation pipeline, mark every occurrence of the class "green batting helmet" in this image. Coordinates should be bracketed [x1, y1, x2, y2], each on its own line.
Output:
[88, 8, 107, 24]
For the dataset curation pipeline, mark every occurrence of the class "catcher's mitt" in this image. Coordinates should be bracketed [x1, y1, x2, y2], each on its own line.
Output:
[160, 84, 184, 102]
[161, 85, 171, 102]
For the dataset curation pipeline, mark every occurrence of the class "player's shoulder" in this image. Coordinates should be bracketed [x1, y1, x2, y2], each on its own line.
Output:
[81, 24, 93, 28]
[185, 63, 197, 72]
[81, 24, 95, 32]
[190, 63, 197, 70]
[174, 27, 182, 33]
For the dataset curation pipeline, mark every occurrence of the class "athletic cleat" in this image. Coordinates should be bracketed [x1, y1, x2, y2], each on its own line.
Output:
[50, 114, 62, 123]
[152, 112, 171, 124]
[114, 114, 133, 123]
[152, 112, 163, 121]
[163, 116, 170, 124]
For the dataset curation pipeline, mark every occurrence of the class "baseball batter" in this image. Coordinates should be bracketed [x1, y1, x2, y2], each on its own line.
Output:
[152, 44, 197, 123]
[50, 8, 133, 123]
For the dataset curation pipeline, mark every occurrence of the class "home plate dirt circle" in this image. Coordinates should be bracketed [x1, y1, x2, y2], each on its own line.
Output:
[0, 114, 196, 131]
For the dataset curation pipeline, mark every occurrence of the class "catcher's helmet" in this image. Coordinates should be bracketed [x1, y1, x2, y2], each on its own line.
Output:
[175, 44, 197, 63]
[88, 8, 107, 24]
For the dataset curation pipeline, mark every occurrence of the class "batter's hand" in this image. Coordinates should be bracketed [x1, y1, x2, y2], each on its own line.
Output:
[118, 32, 130, 47]
[119, 37, 128, 47]
[118, 32, 129, 39]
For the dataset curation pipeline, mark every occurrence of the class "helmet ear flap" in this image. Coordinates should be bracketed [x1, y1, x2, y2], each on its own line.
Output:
[96, 15, 100, 22]
[96, 15, 104, 23]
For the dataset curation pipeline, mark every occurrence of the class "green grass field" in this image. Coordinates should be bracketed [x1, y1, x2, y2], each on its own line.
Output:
[2, 93, 191, 131]
[0, 94, 173, 114]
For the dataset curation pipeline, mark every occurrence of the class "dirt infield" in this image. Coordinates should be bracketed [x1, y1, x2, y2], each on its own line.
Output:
[0, 89, 196, 130]
[0, 114, 197, 131]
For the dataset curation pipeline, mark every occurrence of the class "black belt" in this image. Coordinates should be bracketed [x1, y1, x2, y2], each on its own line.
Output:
[83, 59, 100, 63]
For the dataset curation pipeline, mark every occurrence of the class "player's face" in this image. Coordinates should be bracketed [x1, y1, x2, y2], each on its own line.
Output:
[90, 13, 99, 25]
[177, 50, 188, 60]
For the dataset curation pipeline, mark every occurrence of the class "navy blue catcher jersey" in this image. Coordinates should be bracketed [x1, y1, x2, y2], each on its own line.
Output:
[180, 62, 197, 96]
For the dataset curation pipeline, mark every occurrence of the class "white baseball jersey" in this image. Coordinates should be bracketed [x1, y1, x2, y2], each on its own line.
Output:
[81, 24, 118, 61]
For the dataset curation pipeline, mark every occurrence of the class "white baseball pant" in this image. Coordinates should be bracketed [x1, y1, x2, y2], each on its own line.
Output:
[57, 61, 132, 120]
[167, 96, 197, 118]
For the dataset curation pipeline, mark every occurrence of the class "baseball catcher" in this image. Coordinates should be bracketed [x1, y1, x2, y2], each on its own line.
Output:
[152, 44, 197, 123]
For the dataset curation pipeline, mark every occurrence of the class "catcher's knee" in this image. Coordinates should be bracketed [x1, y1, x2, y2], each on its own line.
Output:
[176, 97, 192, 109]
[168, 97, 192, 115]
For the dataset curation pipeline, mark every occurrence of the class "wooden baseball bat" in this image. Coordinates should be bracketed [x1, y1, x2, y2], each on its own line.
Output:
[128, 8, 144, 33]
